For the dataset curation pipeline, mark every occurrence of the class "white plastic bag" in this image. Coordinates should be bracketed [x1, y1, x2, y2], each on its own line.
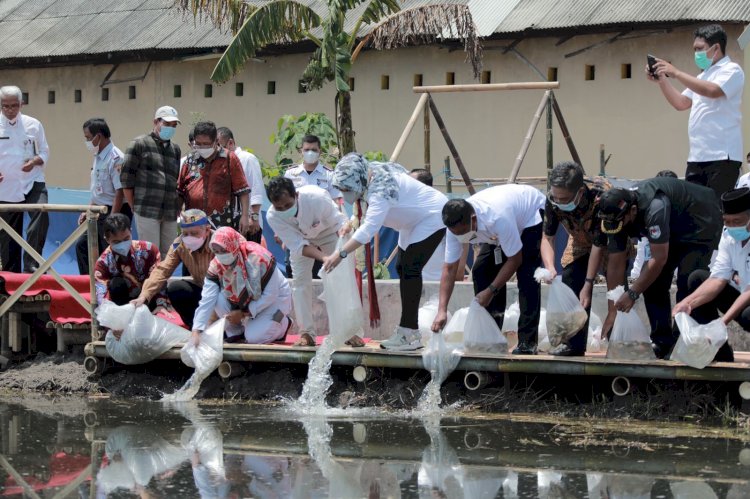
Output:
[537, 309, 550, 352]
[464, 299, 507, 354]
[162, 319, 225, 401]
[318, 236, 363, 343]
[587, 312, 609, 353]
[443, 306, 468, 345]
[418, 332, 463, 410]
[672, 313, 728, 369]
[501, 301, 519, 332]
[606, 286, 656, 360]
[534, 268, 588, 347]
[418, 296, 451, 345]
[98, 301, 190, 365]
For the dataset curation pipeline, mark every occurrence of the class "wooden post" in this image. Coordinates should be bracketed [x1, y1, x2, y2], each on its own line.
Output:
[600, 144, 606, 176]
[509, 91, 551, 183]
[550, 93, 583, 168]
[390, 93, 429, 162]
[423, 105, 431, 171]
[444, 157, 453, 194]
[414, 82, 559, 93]
[546, 95, 553, 189]
[87, 211, 100, 338]
[427, 95, 476, 195]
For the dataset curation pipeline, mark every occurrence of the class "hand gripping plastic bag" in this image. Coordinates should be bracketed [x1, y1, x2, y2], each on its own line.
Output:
[162, 319, 225, 401]
[534, 268, 588, 347]
[318, 236, 363, 344]
[418, 295, 451, 345]
[464, 299, 507, 354]
[605, 286, 656, 360]
[97, 300, 191, 365]
[672, 313, 728, 369]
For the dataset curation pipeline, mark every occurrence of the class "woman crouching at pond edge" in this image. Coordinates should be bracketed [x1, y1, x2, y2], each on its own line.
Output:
[190, 227, 292, 346]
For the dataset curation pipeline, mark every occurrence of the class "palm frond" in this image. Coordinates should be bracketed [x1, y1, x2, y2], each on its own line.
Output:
[366, 3, 483, 78]
[209, 1, 322, 82]
[357, 0, 400, 25]
[173, 0, 251, 33]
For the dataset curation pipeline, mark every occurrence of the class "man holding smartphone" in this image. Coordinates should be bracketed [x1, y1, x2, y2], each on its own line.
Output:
[648, 24, 744, 200]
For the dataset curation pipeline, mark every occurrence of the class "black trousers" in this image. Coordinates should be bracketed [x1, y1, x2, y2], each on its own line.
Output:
[685, 269, 738, 362]
[561, 254, 591, 353]
[644, 241, 714, 352]
[166, 279, 203, 329]
[23, 181, 49, 273]
[396, 228, 445, 329]
[685, 159, 741, 200]
[76, 204, 133, 275]
[0, 203, 23, 272]
[473, 220, 543, 346]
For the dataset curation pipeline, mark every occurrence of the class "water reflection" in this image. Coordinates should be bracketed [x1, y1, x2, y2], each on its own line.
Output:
[0, 398, 749, 498]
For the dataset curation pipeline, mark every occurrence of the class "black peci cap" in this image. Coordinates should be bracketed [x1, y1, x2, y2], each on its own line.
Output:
[721, 187, 750, 215]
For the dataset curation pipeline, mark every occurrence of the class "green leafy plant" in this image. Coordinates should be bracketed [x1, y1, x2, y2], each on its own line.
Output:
[269, 112, 339, 169]
[176, 1, 482, 156]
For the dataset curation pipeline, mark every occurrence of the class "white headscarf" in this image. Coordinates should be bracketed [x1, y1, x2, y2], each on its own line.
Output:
[332, 152, 407, 205]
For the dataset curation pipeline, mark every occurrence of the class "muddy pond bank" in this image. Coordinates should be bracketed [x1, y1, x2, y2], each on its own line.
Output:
[1, 351, 749, 430]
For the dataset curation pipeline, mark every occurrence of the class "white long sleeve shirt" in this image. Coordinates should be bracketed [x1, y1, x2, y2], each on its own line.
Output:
[445, 184, 545, 263]
[266, 185, 346, 257]
[234, 147, 264, 206]
[352, 172, 447, 249]
[710, 232, 750, 291]
[0, 112, 50, 202]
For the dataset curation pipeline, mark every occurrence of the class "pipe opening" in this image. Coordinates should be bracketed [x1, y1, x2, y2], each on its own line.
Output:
[463, 429, 483, 450]
[218, 361, 245, 379]
[464, 371, 487, 391]
[83, 412, 97, 428]
[83, 356, 100, 374]
[739, 382, 750, 400]
[352, 423, 367, 444]
[353, 366, 368, 383]
[611, 376, 631, 397]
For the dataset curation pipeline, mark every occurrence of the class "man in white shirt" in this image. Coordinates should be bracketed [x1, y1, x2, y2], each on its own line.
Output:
[266, 177, 364, 347]
[0, 85, 50, 273]
[75, 118, 131, 275]
[672, 187, 750, 363]
[283, 134, 342, 278]
[217, 126, 263, 243]
[650, 24, 744, 199]
[431, 184, 546, 355]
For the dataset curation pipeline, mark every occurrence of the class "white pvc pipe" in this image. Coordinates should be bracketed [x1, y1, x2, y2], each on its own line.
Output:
[353, 365, 369, 383]
[611, 376, 632, 397]
[218, 361, 246, 379]
[464, 371, 487, 391]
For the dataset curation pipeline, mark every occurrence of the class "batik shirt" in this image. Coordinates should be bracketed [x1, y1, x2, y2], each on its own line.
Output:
[94, 240, 161, 303]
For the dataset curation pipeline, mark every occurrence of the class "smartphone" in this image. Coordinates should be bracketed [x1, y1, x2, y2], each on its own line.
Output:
[647, 54, 658, 79]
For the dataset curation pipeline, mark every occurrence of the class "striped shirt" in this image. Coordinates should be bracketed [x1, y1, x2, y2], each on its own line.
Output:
[139, 233, 215, 301]
[120, 132, 182, 221]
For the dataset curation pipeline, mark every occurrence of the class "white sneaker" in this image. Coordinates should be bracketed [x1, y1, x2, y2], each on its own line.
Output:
[380, 327, 422, 351]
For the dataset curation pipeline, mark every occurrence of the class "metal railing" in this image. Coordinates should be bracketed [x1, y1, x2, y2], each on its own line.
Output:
[0, 204, 107, 340]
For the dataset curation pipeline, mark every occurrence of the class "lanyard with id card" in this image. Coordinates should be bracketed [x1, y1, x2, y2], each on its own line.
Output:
[494, 246, 503, 265]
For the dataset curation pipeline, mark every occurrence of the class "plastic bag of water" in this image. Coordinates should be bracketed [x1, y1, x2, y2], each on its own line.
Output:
[464, 299, 507, 354]
[672, 312, 727, 369]
[605, 286, 655, 360]
[535, 268, 588, 347]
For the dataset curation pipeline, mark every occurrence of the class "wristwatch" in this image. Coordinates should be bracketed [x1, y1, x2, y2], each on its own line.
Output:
[339, 249, 348, 259]
[585, 277, 595, 284]
[250, 213, 259, 221]
[627, 289, 640, 301]
[488, 284, 500, 295]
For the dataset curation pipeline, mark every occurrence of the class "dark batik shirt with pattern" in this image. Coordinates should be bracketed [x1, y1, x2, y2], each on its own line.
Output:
[120, 132, 181, 221]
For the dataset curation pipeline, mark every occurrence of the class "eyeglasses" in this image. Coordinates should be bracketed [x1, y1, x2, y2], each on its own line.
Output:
[1, 103, 20, 110]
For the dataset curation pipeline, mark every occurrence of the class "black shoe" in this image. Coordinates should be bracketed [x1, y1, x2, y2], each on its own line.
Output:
[512, 342, 537, 355]
[549, 344, 585, 357]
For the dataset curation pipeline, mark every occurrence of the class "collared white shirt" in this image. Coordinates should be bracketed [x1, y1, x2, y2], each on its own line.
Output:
[284, 162, 342, 200]
[682, 56, 744, 162]
[445, 184, 545, 263]
[89, 142, 124, 206]
[736, 172, 750, 189]
[353, 172, 447, 250]
[710, 231, 750, 291]
[234, 146, 264, 206]
[267, 185, 347, 257]
[0, 112, 50, 202]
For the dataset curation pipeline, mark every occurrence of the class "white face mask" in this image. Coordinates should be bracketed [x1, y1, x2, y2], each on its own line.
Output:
[215, 252, 236, 266]
[275, 201, 297, 220]
[182, 235, 206, 252]
[455, 230, 477, 244]
[302, 150, 320, 164]
[196, 147, 215, 159]
[85, 137, 99, 154]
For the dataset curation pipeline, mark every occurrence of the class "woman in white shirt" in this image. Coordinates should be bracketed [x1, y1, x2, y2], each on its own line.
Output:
[322, 153, 447, 351]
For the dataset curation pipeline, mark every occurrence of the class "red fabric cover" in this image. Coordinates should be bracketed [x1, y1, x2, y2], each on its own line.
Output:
[0, 271, 91, 324]
[279, 334, 370, 346]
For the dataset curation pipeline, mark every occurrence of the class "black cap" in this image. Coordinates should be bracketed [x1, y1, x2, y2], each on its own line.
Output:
[598, 188, 635, 234]
[721, 187, 750, 215]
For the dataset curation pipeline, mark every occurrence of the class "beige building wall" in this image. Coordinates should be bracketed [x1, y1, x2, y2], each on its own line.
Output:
[3, 23, 746, 192]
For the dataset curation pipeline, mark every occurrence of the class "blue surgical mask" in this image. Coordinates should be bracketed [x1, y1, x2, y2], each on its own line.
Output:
[275, 201, 297, 220]
[551, 190, 581, 212]
[726, 225, 750, 242]
[111, 240, 131, 256]
[694, 45, 716, 71]
[158, 125, 176, 141]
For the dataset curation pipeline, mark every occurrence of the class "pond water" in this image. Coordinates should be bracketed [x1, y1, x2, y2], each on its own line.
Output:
[0, 396, 749, 498]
